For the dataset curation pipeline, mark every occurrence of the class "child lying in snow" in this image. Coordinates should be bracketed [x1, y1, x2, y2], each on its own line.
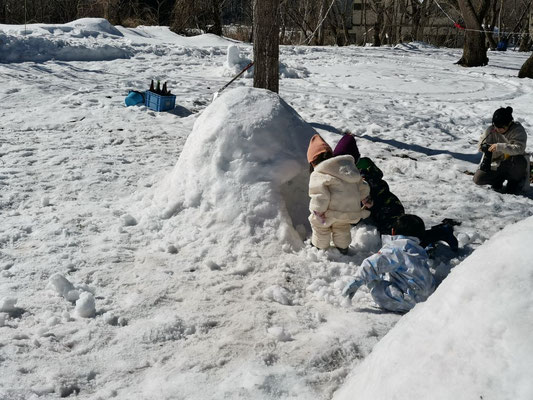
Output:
[307, 134, 370, 254]
[342, 214, 436, 313]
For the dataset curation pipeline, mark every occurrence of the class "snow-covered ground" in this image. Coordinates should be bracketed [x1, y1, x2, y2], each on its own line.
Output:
[1, 18, 532, 400]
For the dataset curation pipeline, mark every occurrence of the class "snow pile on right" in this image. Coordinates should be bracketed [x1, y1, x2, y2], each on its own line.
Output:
[334, 215, 533, 400]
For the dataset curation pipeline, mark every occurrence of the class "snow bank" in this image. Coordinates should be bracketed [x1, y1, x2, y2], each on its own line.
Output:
[65, 18, 124, 37]
[333, 216, 533, 400]
[0, 32, 133, 63]
[0, 18, 133, 63]
[0, 18, 235, 63]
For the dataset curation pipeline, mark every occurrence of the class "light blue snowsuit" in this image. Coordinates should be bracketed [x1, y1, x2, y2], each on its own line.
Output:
[343, 235, 435, 313]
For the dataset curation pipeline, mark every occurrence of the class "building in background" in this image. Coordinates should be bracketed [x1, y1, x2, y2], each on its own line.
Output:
[348, 0, 464, 47]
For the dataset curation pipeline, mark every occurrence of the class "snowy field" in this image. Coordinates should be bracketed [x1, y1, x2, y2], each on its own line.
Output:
[1, 18, 533, 399]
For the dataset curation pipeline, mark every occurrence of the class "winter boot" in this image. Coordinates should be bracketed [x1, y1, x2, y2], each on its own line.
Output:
[337, 247, 349, 255]
[479, 144, 493, 173]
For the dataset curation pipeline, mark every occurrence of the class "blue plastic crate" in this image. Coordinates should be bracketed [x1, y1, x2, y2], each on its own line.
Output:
[145, 91, 176, 112]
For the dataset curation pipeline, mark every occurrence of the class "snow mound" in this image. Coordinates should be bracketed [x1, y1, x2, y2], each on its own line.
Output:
[333, 216, 533, 400]
[225, 45, 253, 76]
[65, 18, 123, 37]
[0, 19, 136, 63]
[145, 87, 315, 258]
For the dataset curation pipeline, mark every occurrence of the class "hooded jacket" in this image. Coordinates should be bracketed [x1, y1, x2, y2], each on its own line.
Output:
[309, 155, 370, 225]
[479, 121, 527, 164]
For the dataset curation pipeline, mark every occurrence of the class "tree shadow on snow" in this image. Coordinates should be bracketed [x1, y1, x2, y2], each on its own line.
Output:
[359, 134, 481, 164]
[355, 306, 403, 315]
[309, 122, 342, 135]
[169, 105, 193, 118]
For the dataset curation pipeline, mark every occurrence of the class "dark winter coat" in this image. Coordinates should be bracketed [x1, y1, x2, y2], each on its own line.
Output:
[356, 157, 405, 235]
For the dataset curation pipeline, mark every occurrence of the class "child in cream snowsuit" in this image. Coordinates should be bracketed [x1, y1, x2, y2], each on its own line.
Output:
[342, 214, 435, 313]
[307, 134, 370, 253]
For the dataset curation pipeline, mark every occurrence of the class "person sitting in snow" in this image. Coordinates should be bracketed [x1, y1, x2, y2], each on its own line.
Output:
[473, 106, 529, 194]
[342, 214, 435, 314]
[307, 134, 370, 255]
[333, 134, 459, 251]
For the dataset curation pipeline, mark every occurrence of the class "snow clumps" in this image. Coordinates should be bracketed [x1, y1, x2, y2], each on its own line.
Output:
[47, 273, 96, 318]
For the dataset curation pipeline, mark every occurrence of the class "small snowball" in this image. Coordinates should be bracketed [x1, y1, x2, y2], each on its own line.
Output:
[262, 285, 292, 305]
[48, 273, 75, 299]
[75, 292, 96, 318]
[65, 289, 80, 302]
[267, 326, 292, 342]
[0, 297, 17, 312]
[103, 312, 119, 326]
[121, 214, 137, 227]
[41, 196, 50, 207]
[46, 316, 61, 327]
[352, 225, 381, 252]
[206, 260, 221, 270]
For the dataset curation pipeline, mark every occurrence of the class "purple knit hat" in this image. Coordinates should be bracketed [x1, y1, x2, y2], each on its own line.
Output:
[333, 135, 360, 162]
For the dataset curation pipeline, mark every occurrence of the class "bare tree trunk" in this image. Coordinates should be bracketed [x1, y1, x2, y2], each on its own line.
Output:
[317, 0, 327, 45]
[456, 0, 490, 67]
[253, 0, 280, 93]
[518, 1, 532, 51]
[519, 52, 533, 78]
[519, 30, 531, 52]
[210, 0, 223, 36]
[279, 1, 287, 45]
[411, 0, 423, 41]
[484, 0, 500, 50]
[372, 1, 384, 46]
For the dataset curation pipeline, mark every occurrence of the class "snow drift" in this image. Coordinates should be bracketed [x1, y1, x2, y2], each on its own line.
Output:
[333, 216, 533, 400]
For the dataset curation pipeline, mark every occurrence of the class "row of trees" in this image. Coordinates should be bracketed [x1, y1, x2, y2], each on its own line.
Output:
[251, 0, 533, 89]
[1, 0, 531, 77]
[1, 1, 531, 49]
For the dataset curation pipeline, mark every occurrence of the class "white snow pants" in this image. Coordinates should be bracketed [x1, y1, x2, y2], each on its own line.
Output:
[311, 221, 351, 250]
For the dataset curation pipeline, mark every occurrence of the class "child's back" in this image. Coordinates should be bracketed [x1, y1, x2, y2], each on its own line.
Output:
[342, 214, 435, 313]
[307, 134, 370, 252]
[309, 155, 370, 224]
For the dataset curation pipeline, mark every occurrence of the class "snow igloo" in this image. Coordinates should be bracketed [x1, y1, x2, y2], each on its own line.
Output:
[154, 87, 316, 254]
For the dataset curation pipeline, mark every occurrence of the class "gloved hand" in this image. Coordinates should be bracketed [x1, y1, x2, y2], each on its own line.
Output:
[342, 280, 362, 299]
